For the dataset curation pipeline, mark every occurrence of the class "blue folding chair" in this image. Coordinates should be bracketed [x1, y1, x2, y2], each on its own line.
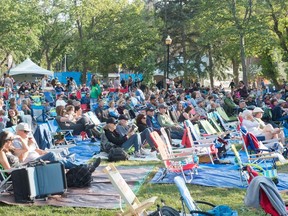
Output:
[31, 105, 46, 122]
[43, 91, 55, 106]
[47, 118, 75, 145]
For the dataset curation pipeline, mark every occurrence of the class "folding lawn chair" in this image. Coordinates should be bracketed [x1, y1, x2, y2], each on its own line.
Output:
[184, 120, 218, 141]
[174, 176, 238, 216]
[199, 119, 218, 135]
[0, 166, 14, 193]
[181, 126, 217, 164]
[43, 91, 55, 106]
[216, 107, 238, 122]
[240, 127, 285, 164]
[103, 164, 157, 216]
[2, 126, 16, 133]
[245, 176, 288, 216]
[31, 104, 46, 122]
[207, 113, 223, 134]
[150, 131, 198, 183]
[231, 144, 278, 186]
[46, 118, 75, 146]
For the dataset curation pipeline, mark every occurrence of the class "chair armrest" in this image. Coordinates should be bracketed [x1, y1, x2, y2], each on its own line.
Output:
[196, 143, 215, 148]
[134, 196, 158, 213]
[194, 139, 215, 144]
[164, 156, 190, 161]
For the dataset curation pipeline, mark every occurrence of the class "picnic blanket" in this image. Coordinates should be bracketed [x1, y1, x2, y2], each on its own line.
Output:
[0, 165, 153, 209]
[68, 140, 101, 165]
[150, 165, 288, 191]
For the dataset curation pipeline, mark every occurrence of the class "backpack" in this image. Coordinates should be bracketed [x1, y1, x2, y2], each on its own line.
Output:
[100, 133, 117, 153]
[108, 147, 129, 162]
[149, 206, 180, 216]
[66, 165, 93, 188]
[207, 205, 238, 216]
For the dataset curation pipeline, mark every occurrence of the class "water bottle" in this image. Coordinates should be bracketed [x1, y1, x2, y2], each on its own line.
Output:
[193, 155, 199, 165]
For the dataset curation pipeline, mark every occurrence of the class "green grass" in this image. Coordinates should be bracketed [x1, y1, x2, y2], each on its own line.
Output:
[0, 160, 287, 216]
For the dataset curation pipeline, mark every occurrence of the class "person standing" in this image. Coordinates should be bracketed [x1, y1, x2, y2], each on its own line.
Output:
[41, 75, 47, 90]
[90, 79, 101, 107]
[3, 73, 13, 89]
[229, 79, 235, 92]
[114, 77, 120, 89]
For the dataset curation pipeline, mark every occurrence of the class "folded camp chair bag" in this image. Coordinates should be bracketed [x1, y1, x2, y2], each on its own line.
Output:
[11, 162, 67, 203]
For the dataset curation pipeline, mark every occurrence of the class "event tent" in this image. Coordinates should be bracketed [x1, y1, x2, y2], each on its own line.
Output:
[9, 58, 53, 76]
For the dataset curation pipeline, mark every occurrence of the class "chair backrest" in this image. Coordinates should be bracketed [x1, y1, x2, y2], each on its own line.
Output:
[160, 127, 173, 153]
[2, 126, 16, 133]
[102, 164, 139, 210]
[199, 120, 218, 135]
[44, 91, 54, 103]
[240, 126, 260, 152]
[209, 117, 223, 133]
[47, 118, 59, 133]
[184, 120, 200, 141]
[213, 111, 228, 130]
[216, 107, 230, 121]
[182, 127, 193, 148]
[86, 111, 101, 125]
[174, 176, 199, 212]
[150, 131, 170, 161]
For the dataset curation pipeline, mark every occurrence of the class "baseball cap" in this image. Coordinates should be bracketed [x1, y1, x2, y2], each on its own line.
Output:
[158, 104, 167, 109]
[252, 107, 264, 113]
[146, 106, 155, 112]
[16, 123, 31, 132]
[278, 99, 286, 104]
[118, 114, 129, 120]
[106, 117, 117, 124]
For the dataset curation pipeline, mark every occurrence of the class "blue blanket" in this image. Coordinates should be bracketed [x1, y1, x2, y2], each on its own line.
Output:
[151, 165, 288, 191]
[68, 140, 101, 165]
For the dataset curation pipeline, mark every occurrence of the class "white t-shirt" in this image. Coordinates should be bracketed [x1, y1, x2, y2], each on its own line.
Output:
[13, 138, 40, 163]
[56, 99, 67, 107]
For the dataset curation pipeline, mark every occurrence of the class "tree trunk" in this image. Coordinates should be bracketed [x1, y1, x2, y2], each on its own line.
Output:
[232, 57, 239, 84]
[82, 63, 88, 84]
[208, 45, 214, 89]
[45, 49, 51, 70]
[240, 33, 247, 85]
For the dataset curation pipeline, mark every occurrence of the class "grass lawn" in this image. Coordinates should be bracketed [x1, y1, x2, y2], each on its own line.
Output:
[0, 160, 287, 216]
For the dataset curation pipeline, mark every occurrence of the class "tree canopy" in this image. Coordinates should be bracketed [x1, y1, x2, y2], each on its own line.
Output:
[0, 0, 287, 86]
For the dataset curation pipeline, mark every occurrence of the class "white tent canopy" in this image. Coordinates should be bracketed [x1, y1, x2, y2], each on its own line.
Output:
[9, 58, 53, 76]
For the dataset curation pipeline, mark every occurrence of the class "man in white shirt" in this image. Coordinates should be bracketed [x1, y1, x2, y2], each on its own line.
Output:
[41, 75, 47, 90]
[56, 94, 67, 107]
[133, 86, 145, 102]
[114, 77, 120, 89]
[12, 123, 79, 169]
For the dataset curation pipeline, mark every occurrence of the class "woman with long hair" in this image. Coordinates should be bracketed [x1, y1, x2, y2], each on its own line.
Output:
[0, 131, 21, 169]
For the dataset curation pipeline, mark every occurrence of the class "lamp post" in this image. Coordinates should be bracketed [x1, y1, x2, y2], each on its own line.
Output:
[165, 35, 172, 88]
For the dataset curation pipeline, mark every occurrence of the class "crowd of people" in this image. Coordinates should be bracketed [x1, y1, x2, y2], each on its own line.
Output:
[0, 72, 288, 171]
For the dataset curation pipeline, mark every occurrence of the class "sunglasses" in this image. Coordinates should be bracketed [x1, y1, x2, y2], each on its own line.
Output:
[23, 131, 30, 134]
[5, 138, 13, 141]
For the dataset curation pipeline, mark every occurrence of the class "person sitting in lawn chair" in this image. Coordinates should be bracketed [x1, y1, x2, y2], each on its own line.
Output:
[0, 124, 102, 171]
[104, 117, 145, 158]
[55, 105, 98, 142]
[241, 110, 283, 142]
[116, 114, 156, 153]
[157, 104, 184, 140]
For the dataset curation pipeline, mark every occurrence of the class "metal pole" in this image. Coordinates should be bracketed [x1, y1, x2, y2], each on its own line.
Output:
[167, 44, 170, 80]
